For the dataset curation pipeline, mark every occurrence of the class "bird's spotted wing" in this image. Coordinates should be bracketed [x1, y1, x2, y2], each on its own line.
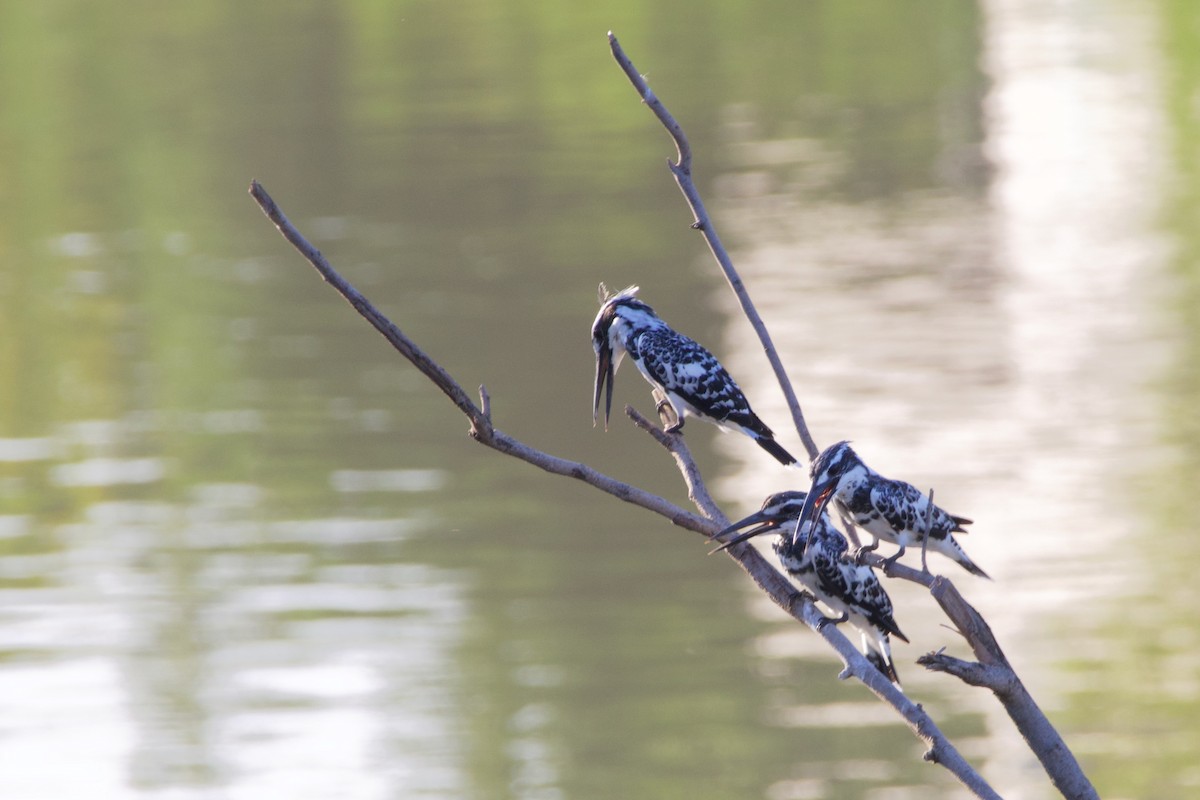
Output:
[874, 480, 969, 539]
[634, 329, 770, 434]
[811, 553, 906, 642]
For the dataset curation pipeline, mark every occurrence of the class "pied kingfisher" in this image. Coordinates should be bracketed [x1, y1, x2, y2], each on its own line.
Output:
[712, 491, 908, 686]
[793, 441, 989, 579]
[591, 285, 796, 466]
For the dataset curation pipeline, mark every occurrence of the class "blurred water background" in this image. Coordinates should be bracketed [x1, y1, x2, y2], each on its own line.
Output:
[1, 2, 1197, 798]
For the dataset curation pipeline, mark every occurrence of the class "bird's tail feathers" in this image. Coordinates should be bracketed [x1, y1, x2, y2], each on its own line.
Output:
[753, 435, 798, 467]
[940, 537, 990, 580]
[957, 554, 991, 580]
[862, 633, 902, 688]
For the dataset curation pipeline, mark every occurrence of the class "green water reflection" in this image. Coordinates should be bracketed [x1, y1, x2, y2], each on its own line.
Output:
[0, 1, 1195, 798]
[1048, 1, 1200, 798]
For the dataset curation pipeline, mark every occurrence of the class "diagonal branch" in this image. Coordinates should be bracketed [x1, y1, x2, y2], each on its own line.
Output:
[249, 177, 999, 800]
[608, 32, 819, 462]
[625, 406, 723, 521]
[720, 542, 998, 798]
[249, 180, 706, 534]
[249, 181, 487, 434]
[925, 580, 1100, 800]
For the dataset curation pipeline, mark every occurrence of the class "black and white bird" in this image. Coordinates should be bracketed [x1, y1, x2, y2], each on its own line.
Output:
[712, 491, 908, 685]
[591, 285, 796, 466]
[792, 441, 989, 579]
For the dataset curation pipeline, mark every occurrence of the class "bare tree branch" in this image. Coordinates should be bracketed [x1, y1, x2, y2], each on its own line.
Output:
[251, 36, 1096, 800]
[608, 31, 819, 462]
[919, 648, 1011, 689]
[249, 178, 1001, 800]
[249, 180, 705, 534]
[604, 32, 1099, 800]
[249, 181, 486, 432]
[625, 406, 724, 521]
[926, 580, 1101, 800]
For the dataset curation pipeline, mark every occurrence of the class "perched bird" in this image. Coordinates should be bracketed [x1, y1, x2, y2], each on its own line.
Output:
[591, 285, 796, 466]
[712, 491, 908, 686]
[792, 441, 989, 579]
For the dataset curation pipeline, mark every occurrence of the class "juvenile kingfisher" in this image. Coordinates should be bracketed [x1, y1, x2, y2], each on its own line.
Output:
[591, 285, 796, 466]
[712, 491, 908, 685]
[792, 441, 989, 579]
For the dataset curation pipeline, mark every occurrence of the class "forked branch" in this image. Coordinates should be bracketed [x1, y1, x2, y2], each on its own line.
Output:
[250, 32, 1096, 800]
[249, 178, 995, 800]
[606, 32, 1097, 800]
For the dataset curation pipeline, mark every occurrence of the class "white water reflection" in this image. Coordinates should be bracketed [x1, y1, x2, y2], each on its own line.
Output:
[51, 457, 167, 486]
[0, 443, 464, 800]
[1, 556, 472, 800]
[0, 437, 61, 461]
[0, 659, 133, 797]
[717, 0, 1172, 796]
[330, 468, 448, 493]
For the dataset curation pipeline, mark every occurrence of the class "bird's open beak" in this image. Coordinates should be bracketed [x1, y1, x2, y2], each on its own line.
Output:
[593, 341, 615, 429]
[707, 509, 783, 554]
[792, 478, 837, 549]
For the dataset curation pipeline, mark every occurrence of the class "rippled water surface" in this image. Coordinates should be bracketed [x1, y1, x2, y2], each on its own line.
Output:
[1, 2, 1197, 799]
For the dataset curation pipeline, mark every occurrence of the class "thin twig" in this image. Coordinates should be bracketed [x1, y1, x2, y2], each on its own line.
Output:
[918, 649, 1011, 689]
[249, 181, 487, 436]
[479, 385, 492, 423]
[626, 406, 723, 522]
[608, 32, 818, 462]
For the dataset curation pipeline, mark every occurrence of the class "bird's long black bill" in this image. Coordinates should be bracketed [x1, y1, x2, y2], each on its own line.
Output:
[708, 526, 774, 555]
[592, 345, 615, 429]
[792, 479, 836, 550]
[706, 511, 779, 554]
